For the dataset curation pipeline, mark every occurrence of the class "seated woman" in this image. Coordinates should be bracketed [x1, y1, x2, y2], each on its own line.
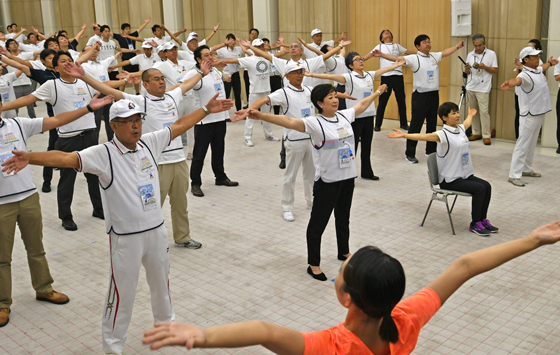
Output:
[143, 220, 560, 354]
[388, 102, 498, 236]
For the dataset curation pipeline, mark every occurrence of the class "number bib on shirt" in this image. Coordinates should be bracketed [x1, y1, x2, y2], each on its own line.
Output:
[427, 70, 435, 83]
[0, 152, 15, 177]
[1, 93, 9, 101]
[128, 43, 134, 50]
[462, 152, 470, 169]
[338, 144, 354, 169]
[138, 184, 157, 211]
[301, 108, 311, 117]
[214, 83, 222, 93]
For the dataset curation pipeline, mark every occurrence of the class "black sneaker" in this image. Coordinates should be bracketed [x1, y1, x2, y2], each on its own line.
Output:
[405, 156, 418, 164]
[374, 127, 381, 132]
[469, 221, 491, 236]
[42, 182, 51, 193]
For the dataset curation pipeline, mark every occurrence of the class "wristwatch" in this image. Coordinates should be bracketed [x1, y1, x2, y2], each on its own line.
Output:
[202, 106, 210, 115]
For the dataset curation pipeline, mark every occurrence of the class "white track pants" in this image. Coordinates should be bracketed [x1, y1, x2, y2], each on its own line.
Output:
[102, 225, 174, 354]
[509, 114, 543, 179]
[281, 139, 314, 212]
[245, 92, 273, 141]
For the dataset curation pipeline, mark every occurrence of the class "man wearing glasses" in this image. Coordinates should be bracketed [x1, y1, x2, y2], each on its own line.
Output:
[373, 35, 464, 163]
[62, 60, 211, 250]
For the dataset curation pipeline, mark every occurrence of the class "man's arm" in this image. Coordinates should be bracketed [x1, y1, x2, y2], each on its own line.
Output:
[0, 50, 32, 76]
[136, 18, 151, 34]
[306, 71, 346, 84]
[162, 25, 183, 45]
[42, 93, 114, 131]
[427, 220, 560, 305]
[2, 94, 40, 111]
[500, 77, 522, 90]
[236, 37, 273, 62]
[232, 96, 270, 122]
[31, 26, 49, 41]
[540, 57, 559, 72]
[123, 34, 145, 43]
[210, 37, 235, 53]
[108, 59, 132, 71]
[2, 150, 80, 173]
[175, 60, 212, 95]
[372, 57, 406, 78]
[71, 23, 87, 44]
[371, 49, 400, 62]
[169, 93, 233, 139]
[11, 28, 27, 41]
[64, 61, 125, 100]
[441, 40, 465, 57]
[204, 23, 220, 43]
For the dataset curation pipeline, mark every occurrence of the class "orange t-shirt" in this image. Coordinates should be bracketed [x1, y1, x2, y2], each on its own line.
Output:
[301, 288, 441, 355]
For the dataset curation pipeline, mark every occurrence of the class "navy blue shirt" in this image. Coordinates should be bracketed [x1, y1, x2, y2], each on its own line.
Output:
[113, 31, 138, 62]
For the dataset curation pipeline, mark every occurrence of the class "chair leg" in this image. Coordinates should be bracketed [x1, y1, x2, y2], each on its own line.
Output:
[421, 196, 435, 227]
[450, 195, 459, 213]
[444, 195, 456, 235]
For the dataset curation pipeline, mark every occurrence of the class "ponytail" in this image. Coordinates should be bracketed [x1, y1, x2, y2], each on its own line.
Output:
[378, 311, 399, 343]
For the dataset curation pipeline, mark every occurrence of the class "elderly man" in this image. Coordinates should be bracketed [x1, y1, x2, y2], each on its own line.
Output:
[0, 93, 113, 328]
[2, 94, 232, 354]
[464, 34, 498, 145]
[501, 47, 554, 187]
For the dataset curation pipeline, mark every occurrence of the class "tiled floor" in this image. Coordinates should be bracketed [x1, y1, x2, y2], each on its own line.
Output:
[2, 101, 560, 354]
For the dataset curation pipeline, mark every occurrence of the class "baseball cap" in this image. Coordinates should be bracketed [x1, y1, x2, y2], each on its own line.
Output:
[311, 29, 322, 36]
[187, 34, 198, 43]
[188, 32, 198, 37]
[109, 100, 146, 121]
[519, 46, 542, 60]
[161, 41, 177, 51]
[155, 44, 164, 54]
[284, 61, 305, 74]
[141, 41, 152, 49]
[252, 38, 264, 47]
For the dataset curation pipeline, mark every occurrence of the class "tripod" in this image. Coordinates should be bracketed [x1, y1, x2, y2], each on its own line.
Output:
[457, 36, 469, 123]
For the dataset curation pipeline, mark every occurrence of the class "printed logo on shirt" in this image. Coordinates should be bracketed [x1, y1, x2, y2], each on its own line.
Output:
[256, 60, 269, 73]
[73, 99, 86, 110]
[337, 127, 351, 139]
[141, 156, 153, 170]
[3, 133, 18, 144]
[74, 86, 86, 95]
[214, 83, 222, 93]
[431, 58, 437, 66]
[1, 93, 9, 101]
[301, 108, 311, 117]
[167, 104, 175, 112]
[100, 75, 107, 82]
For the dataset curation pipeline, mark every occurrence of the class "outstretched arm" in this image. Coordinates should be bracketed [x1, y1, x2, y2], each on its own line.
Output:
[2, 150, 80, 173]
[42, 94, 114, 131]
[161, 25, 184, 46]
[64, 61, 125, 100]
[71, 23, 87, 44]
[373, 57, 406, 78]
[246, 109, 305, 132]
[176, 60, 212, 95]
[0, 48, 32, 75]
[371, 49, 400, 62]
[441, 40, 465, 57]
[237, 37, 273, 62]
[387, 129, 440, 142]
[321, 40, 350, 62]
[306, 71, 346, 84]
[169, 93, 233, 139]
[205, 23, 220, 43]
[500, 77, 522, 91]
[123, 34, 145, 43]
[2, 94, 39, 112]
[352, 84, 387, 117]
[232, 96, 270, 122]
[136, 18, 151, 34]
[143, 320, 305, 354]
[427, 220, 560, 305]
[462, 107, 477, 130]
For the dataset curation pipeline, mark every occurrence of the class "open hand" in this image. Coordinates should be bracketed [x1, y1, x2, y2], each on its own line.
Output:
[530, 220, 560, 245]
[236, 36, 250, 48]
[338, 92, 356, 100]
[206, 93, 234, 113]
[395, 57, 406, 67]
[63, 61, 85, 78]
[371, 49, 382, 57]
[548, 57, 559, 66]
[340, 40, 351, 47]
[143, 322, 206, 350]
[1, 150, 29, 175]
[468, 107, 477, 117]
[214, 23, 221, 32]
[232, 109, 248, 122]
[500, 81, 510, 91]
[89, 93, 114, 110]
[387, 128, 405, 139]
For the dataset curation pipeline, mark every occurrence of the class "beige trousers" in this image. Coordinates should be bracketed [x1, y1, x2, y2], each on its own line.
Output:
[467, 91, 491, 138]
[158, 160, 191, 244]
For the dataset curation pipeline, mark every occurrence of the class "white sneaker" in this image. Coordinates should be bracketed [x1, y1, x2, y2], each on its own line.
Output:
[283, 211, 295, 222]
[265, 135, 280, 141]
[245, 139, 254, 147]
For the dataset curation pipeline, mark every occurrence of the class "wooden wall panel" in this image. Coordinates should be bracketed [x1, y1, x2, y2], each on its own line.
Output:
[8, 0, 44, 34]
[109, 0, 162, 38]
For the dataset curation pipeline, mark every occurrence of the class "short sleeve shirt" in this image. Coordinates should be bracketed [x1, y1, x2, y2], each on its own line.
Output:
[0, 72, 19, 118]
[216, 46, 244, 75]
[404, 52, 443, 93]
[342, 71, 376, 118]
[372, 43, 407, 76]
[268, 84, 314, 141]
[113, 31, 138, 61]
[238, 56, 271, 94]
[129, 53, 159, 71]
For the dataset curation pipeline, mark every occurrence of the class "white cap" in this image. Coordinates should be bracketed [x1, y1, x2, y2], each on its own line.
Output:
[284, 61, 305, 75]
[156, 45, 164, 54]
[311, 28, 322, 36]
[519, 46, 542, 60]
[141, 41, 152, 49]
[109, 100, 146, 121]
[188, 32, 198, 37]
[161, 41, 177, 51]
[252, 38, 264, 47]
[187, 34, 198, 43]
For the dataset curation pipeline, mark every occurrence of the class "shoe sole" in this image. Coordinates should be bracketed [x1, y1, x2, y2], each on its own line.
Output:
[405, 157, 418, 164]
[508, 179, 525, 187]
[174, 243, 202, 249]
[469, 229, 491, 237]
[36, 296, 70, 305]
[62, 224, 78, 231]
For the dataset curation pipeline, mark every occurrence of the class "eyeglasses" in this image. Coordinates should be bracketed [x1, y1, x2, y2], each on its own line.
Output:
[289, 45, 301, 49]
[113, 117, 145, 125]
[353, 57, 365, 62]
[421, 40, 431, 45]
[149, 76, 166, 82]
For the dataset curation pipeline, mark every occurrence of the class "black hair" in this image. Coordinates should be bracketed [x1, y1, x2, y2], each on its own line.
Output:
[52, 51, 74, 68]
[193, 45, 210, 68]
[121, 23, 131, 31]
[343, 246, 406, 344]
[5, 39, 17, 48]
[226, 33, 235, 41]
[379, 29, 393, 43]
[40, 49, 57, 62]
[310, 84, 336, 114]
[141, 68, 161, 82]
[92, 24, 100, 31]
[262, 38, 270, 43]
[345, 52, 359, 70]
[320, 44, 330, 54]
[28, 33, 37, 40]
[151, 25, 161, 33]
[438, 102, 459, 122]
[100, 25, 110, 33]
[249, 28, 259, 36]
[7, 23, 16, 31]
[57, 30, 67, 37]
[45, 37, 59, 49]
[414, 34, 430, 48]
[528, 39, 542, 50]
[56, 34, 67, 44]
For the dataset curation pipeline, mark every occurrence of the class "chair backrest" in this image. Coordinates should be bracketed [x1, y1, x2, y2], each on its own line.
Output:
[426, 153, 439, 186]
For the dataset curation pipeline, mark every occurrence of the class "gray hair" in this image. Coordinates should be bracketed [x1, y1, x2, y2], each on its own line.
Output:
[472, 34, 486, 44]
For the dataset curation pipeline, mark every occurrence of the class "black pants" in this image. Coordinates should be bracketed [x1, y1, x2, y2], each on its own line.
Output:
[556, 88, 560, 147]
[54, 130, 103, 221]
[440, 175, 491, 224]
[42, 128, 59, 184]
[336, 85, 347, 110]
[307, 178, 354, 266]
[406, 91, 439, 158]
[243, 70, 250, 105]
[270, 75, 283, 115]
[515, 93, 520, 139]
[94, 93, 114, 142]
[190, 121, 228, 186]
[224, 72, 242, 111]
[376, 75, 407, 129]
[351, 116, 374, 177]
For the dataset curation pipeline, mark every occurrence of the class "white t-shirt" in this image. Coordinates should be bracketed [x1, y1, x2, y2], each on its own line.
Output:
[148, 36, 172, 46]
[0, 72, 19, 118]
[0, 117, 43, 204]
[86, 34, 102, 47]
[238, 56, 271, 94]
[98, 39, 119, 71]
[303, 40, 334, 59]
[153, 59, 196, 90]
[216, 46, 244, 75]
[404, 52, 443, 93]
[272, 56, 326, 87]
[82, 57, 117, 82]
[8, 52, 33, 86]
[302, 108, 357, 182]
[435, 124, 474, 184]
[465, 48, 498, 93]
[19, 41, 45, 52]
[177, 49, 195, 63]
[183, 67, 228, 124]
[342, 71, 376, 118]
[123, 88, 185, 164]
[554, 58, 560, 88]
[372, 43, 407, 76]
[77, 129, 171, 235]
[30, 60, 46, 70]
[129, 53, 159, 71]
[6, 33, 27, 44]
[32, 78, 98, 135]
[268, 83, 314, 141]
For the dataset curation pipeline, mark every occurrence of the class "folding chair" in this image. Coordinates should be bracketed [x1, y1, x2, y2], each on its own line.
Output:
[421, 153, 472, 235]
